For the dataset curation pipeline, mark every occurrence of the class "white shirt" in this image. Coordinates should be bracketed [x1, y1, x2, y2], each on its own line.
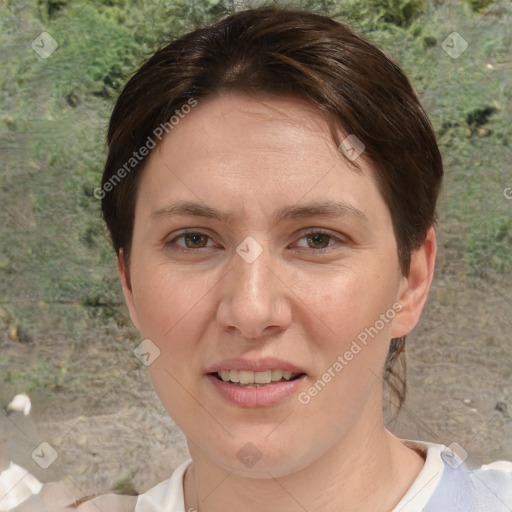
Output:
[133, 440, 512, 511]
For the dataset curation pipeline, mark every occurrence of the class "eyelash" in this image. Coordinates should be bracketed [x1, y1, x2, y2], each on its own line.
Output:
[165, 229, 347, 254]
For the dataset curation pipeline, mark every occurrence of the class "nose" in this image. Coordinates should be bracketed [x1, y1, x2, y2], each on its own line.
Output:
[216, 241, 292, 340]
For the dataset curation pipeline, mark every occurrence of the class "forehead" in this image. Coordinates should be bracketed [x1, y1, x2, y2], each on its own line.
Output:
[164, 93, 339, 165]
[136, 92, 387, 225]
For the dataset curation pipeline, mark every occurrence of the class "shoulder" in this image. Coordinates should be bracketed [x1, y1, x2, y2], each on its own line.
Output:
[468, 460, 512, 509]
[406, 441, 512, 511]
[431, 459, 512, 511]
[392, 440, 512, 512]
[134, 459, 192, 512]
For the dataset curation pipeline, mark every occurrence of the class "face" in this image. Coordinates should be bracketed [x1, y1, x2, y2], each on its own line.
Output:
[118, 92, 434, 477]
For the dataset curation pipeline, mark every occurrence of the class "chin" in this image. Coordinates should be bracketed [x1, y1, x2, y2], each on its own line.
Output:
[196, 432, 318, 479]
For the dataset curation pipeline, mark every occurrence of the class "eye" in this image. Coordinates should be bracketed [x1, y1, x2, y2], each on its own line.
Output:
[167, 231, 216, 251]
[293, 230, 345, 252]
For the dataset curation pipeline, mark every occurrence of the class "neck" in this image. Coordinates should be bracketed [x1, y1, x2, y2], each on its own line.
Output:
[184, 411, 425, 512]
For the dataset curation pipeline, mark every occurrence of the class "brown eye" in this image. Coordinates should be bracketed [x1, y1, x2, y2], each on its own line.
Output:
[293, 229, 346, 253]
[167, 231, 214, 251]
[182, 233, 209, 248]
[306, 233, 332, 249]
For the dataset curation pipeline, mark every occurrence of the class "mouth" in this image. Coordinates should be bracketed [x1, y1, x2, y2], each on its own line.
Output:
[208, 369, 306, 388]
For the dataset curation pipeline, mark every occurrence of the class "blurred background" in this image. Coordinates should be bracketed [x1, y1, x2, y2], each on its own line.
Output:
[0, 0, 511, 499]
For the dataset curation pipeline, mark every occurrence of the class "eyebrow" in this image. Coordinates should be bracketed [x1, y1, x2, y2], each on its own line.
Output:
[151, 199, 368, 225]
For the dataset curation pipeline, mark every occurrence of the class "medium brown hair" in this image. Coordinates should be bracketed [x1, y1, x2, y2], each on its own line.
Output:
[101, 6, 443, 410]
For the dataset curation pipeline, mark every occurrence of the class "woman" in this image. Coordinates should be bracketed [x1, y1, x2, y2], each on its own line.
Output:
[10, 5, 512, 512]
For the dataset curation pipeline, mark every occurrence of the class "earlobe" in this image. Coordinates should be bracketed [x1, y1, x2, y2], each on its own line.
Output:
[391, 227, 437, 339]
[117, 249, 140, 331]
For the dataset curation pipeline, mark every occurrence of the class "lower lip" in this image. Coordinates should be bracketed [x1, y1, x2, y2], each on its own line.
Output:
[206, 374, 306, 408]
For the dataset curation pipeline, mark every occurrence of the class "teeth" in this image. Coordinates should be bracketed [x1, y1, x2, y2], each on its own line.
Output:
[216, 369, 300, 385]
[271, 369, 283, 381]
[254, 370, 271, 384]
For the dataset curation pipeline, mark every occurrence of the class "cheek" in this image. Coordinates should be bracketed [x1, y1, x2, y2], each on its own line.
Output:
[295, 265, 398, 349]
[297, 268, 400, 409]
[133, 265, 213, 423]
[131, 263, 210, 340]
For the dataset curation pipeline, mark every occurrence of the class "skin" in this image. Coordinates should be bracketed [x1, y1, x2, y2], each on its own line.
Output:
[118, 92, 437, 512]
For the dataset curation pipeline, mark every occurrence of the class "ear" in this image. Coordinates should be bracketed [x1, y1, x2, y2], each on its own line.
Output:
[117, 249, 141, 332]
[391, 227, 437, 338]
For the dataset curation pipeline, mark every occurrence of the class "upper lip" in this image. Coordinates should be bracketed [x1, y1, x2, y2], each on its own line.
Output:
[205, 357, 307, 375]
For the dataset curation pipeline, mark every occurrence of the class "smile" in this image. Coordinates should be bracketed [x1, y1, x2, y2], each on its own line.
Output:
[213, 369, 303, 386]
[206, 371, 307, 407]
